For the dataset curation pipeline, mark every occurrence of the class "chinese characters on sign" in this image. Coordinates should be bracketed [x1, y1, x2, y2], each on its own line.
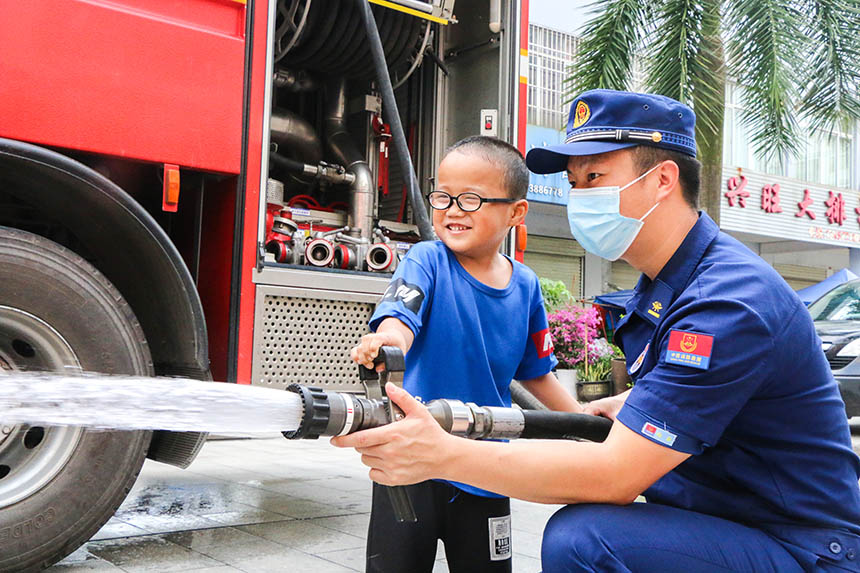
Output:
[825, 191, 845, 226]
[761, 183, 782, 214]
[725, 176, 750, 208]
[720, 167, 860, 249]
[726, 177, 854, 227]
[796, 189, 816, 220]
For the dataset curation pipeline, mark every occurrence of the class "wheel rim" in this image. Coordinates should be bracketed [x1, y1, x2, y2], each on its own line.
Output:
[0, 306, 83, 508]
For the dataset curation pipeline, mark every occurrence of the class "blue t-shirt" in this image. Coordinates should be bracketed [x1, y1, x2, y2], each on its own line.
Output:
[370, 240, 558, 496]
[615, 212, 860, 570]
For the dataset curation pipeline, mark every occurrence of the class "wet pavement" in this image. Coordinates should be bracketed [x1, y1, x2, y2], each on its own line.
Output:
[49, 419, 860, 573]
[49, 435, 555, 572]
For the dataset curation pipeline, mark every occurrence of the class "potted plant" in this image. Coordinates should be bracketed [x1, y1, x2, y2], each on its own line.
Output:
[546, 303, 618, 401]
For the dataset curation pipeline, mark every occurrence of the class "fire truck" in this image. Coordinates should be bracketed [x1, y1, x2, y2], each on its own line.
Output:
[0, 0, 529, 568]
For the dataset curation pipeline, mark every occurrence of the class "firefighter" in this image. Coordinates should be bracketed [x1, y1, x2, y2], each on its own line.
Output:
[334, 90, 860, 572]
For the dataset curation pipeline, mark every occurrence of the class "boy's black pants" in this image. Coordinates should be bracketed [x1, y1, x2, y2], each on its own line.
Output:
[367, 480, 513, 572]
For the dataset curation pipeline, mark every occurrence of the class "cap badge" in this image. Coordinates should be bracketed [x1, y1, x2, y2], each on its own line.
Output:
[572, 100, 591, 128]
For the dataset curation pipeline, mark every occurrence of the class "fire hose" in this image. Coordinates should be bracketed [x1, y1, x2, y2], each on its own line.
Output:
[283, 347, 613, 522]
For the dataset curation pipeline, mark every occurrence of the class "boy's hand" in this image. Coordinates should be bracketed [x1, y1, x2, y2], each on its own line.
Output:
[351, 331, 403, 371]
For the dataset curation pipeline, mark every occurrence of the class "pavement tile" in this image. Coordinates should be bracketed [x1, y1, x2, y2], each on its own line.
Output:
[226, 547, 356, 573]
[90, 517, 150, 541]
[175, 565, 243, 573]
[314, 547, 364, 571]
[262, 496, 353, 520]
[512, 553, 544, 573]
[236, 520, 365, 554]
[512, 529, 544, 559]
[165, 526, 266, 551]
[313, 514, 372, 539]
[49, 547, 125, 571]
[83, 535, 223, 573]
[109, 512, 224, 536]
[201, 506, 292, 527]
[167, 527, 298, 563]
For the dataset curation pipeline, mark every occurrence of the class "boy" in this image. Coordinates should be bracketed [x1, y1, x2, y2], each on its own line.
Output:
[351, 136, 581, 572]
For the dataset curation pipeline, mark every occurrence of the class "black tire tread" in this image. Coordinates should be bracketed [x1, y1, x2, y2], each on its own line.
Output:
[0, 226, 153, 572]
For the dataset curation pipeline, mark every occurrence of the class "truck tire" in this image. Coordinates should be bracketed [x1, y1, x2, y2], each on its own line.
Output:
[0, 227, 152, 571]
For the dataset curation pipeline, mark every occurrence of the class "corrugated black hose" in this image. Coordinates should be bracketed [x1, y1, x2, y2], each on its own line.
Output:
[357, 0, 435, 241]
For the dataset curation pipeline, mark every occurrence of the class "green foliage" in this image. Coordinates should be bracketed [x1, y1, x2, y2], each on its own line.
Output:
[576, 340, 624, 381]
[539, 278, 573, 312]
[567, 0, 860, 163]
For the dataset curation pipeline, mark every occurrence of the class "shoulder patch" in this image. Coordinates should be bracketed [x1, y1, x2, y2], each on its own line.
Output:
[379, 278, 425, 314]
[666, 330, 713, 370]
[641, 422, 677, 447]
[531, 328, 554, 358]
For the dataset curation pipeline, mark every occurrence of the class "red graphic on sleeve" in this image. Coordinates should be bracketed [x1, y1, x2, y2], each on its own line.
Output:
[531, 328, 554, 359]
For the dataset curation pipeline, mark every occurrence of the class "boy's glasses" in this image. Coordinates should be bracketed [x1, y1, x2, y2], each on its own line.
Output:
[427, 191, 517, 212]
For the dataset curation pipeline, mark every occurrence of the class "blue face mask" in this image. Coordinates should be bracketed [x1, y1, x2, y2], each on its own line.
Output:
[566, 164, 661, 261]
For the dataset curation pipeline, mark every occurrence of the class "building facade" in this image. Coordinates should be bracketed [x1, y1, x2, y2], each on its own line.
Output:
[523, 22, 860, 298]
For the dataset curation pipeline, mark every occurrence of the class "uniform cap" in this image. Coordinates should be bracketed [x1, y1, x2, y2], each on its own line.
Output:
[526, 89, 697, 174]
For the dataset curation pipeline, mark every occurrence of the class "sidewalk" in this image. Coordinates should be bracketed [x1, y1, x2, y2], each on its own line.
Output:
[51, 436, 560, 572]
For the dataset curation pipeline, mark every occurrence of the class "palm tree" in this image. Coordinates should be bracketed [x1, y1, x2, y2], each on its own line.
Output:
[566, 0, 860, 220]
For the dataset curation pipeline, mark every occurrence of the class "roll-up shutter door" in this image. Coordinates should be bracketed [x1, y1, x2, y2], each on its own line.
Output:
[522, 236, 585, 298]
[610, 260, 641, 291]
[773, 264, 828, 291]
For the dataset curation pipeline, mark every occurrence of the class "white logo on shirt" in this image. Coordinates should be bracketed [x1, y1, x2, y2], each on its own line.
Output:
[542, 332, 553, 353]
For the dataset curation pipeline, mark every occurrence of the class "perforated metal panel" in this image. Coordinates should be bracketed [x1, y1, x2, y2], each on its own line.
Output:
[252, 285, 378, 391]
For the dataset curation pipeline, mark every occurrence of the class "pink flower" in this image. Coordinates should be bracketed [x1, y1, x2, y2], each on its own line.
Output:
[547, 304, 605, 370]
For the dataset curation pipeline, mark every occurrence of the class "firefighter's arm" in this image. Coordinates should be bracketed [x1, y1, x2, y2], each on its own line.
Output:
[351, 317, 415, 370]
[334, 383, 689, 505]
[518, 372, 583, 413]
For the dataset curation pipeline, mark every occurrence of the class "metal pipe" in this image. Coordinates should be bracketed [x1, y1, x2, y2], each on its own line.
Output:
[273, 69, 318, 92]
[325, 79, 375, 241]
[357, 0, 435, 241]
[270, 109, 323, 166]
[269, 153, 356, 185]
[489, 0, 502, 33]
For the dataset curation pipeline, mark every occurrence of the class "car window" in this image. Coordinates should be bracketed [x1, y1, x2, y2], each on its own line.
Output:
[809, 280, 860, 321]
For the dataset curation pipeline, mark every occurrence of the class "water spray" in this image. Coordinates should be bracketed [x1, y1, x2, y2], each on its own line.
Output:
[0, 348, 612, 524]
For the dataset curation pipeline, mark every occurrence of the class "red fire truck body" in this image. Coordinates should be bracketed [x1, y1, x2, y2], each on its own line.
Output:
[0, 0, 528, 568]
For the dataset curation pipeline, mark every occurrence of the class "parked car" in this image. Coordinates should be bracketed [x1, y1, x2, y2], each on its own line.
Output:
[809, 278, 860, 417]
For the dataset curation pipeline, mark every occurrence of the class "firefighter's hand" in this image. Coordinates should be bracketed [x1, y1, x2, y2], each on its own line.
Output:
[331, 383, 453, 486]
[582, 390, 630, 422]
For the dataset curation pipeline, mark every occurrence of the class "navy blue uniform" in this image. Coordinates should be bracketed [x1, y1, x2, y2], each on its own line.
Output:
[542, 213, 860, 572]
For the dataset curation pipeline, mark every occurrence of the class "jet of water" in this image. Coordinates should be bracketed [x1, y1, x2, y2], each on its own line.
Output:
[0, 373, 304, 434]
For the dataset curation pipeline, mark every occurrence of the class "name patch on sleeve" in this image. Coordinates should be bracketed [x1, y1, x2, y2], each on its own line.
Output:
[531, 328, 554, 358]
[666, 330, 713, 370]
[379, 278, 425, 313]
[641, 422, 677, 447]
